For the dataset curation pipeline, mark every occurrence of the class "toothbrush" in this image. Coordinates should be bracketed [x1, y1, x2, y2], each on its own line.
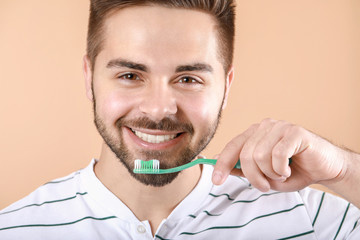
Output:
[133, 158, 241, 174]
[133, 158, 292, 174]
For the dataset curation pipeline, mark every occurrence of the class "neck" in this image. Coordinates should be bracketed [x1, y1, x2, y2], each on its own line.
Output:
[94, 143, 202, 233]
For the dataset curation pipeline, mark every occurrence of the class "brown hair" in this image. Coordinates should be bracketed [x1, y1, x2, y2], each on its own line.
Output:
[87, 0, 236, 72]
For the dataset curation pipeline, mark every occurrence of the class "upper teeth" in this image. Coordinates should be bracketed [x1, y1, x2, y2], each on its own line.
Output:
[133, 130, 177, 143]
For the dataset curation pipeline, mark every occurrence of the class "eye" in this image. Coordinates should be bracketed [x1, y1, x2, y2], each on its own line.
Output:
[118, 73, 140, 81]
[178, 76, 200, 84]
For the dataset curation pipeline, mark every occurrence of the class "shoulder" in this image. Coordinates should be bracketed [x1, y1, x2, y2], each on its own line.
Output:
[193, 168, 360, 238]
[298, 187, 360, 239]
[1, 169, 84, 214]
[0, 160, 123, 239]
[181, 172, 316, 238]
[0, 167, 88, 237]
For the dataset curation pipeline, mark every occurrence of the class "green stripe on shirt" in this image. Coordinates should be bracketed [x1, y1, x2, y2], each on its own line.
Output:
[209, 191, 282, 204]
[44, 171, 81, 185]
[0, 216, 117, 231]
[209, 193, 235, 201]
[352, 220, 359, 232]
[197, 192, 284, 218]
[312, 192, 325, 226]
[179, 203, 305, 236]
[0, 192, 88, 216]
[333, 203, 350, 240]
[155, 235, 172, 240]
[277, 230, 315, 239]
[232, 192, 282, 204]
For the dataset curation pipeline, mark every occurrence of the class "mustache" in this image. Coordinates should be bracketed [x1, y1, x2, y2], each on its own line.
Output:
[116, 117, 194, 135]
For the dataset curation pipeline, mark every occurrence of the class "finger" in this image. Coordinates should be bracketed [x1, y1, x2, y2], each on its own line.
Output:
[253, 121, 292, 180]
[240, 145, 271, 192]
[268, 168, 312, 192]
[239, 119, 281, 190]
[212, 124, 258, 185]
[272, 128, 303, 177]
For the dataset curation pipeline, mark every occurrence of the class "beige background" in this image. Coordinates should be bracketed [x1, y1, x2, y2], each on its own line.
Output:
[0, 0, 359, 209]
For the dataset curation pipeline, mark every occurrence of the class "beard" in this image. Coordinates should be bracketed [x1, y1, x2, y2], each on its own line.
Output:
[92, 98, 223, 187]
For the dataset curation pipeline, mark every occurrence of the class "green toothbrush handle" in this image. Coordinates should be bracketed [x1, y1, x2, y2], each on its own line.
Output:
[231, 158, 291, 169]
[133, 158, 293, 175]
[198, 158, 291, 170]
[234, 160, 241, 169]
[195, 159, 241, 169]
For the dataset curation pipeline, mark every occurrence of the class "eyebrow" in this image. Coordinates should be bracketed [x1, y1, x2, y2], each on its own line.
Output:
[106, 59, 148, 72]
[175, 63, 213, 73]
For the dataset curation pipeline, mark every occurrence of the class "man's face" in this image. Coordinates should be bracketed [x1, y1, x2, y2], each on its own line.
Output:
[85, 5, 232, 186]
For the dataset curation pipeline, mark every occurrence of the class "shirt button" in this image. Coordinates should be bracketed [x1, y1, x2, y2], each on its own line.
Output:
[137, 225, 146, 234]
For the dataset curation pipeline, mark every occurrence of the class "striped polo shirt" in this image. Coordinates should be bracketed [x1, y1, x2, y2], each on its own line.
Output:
[0, 159, 359, 239]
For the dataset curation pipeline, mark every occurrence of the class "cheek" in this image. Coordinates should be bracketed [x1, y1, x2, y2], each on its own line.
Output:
[180, 92, 223, 128]
[96, 90, 137, 125]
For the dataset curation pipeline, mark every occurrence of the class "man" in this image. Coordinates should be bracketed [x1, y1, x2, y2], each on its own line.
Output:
[0, 0, 359, 239]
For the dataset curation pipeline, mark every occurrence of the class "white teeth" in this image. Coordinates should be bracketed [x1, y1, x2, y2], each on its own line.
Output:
[133, 130, 177, 143]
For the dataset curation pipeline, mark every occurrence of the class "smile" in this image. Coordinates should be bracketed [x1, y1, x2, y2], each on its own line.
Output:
[130, 129, 181, 144]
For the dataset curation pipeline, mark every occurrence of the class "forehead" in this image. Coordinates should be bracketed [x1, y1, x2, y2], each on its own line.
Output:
[98, 5, 221, 71]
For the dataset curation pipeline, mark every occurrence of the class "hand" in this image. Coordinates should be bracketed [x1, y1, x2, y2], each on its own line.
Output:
[212, 118, 348, 192]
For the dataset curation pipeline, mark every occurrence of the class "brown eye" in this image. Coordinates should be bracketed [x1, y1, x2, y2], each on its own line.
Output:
[119, 73, 140, 81]
[179, 77, 197, 84]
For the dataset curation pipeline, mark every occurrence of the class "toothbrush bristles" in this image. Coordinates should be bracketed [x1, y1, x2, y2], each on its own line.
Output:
[134, 159, 160, 172]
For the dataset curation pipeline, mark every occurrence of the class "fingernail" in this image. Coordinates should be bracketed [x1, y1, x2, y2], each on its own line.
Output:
[279, 176, 287, 183]
[273, 176, 287, 182]
[212, 171, 223, 185]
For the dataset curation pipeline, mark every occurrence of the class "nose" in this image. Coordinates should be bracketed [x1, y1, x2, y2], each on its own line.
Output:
[138, 82, 177, 121]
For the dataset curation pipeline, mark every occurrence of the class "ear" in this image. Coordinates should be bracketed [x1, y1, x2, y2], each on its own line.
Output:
[222, 66, 234, 110]
[83, 55, 94, 101]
